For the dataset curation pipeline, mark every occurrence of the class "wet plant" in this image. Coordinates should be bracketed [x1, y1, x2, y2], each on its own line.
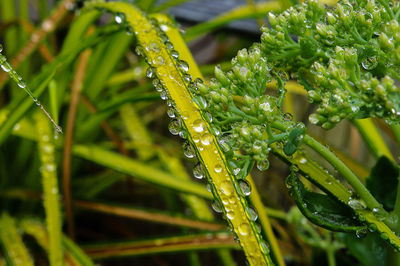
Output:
[2, 0, 400, 265]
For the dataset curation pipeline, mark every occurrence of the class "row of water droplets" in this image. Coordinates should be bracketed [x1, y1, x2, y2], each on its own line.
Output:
[125, 13, 271, 261]
[0, 44, 62, 133]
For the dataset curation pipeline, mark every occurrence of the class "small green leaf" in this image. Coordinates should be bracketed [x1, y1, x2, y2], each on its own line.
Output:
[366, 156, 399, 211]
[287, 171, 366, 232]
[283, 127, 305, 156]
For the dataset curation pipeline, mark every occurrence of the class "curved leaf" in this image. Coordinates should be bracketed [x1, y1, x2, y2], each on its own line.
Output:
[287, 171, 366, 232]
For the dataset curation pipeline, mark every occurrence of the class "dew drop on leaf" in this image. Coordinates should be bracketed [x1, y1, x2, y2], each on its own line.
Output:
[238, 179, 251, 196]
[212, 200, 223, 213]
[183, 142, 196, 158]
[193, 163, 204, 179]
[246, 207, 258, 221]
[168, 120, 180, 135]
[256, 159, 269, 171]
[192, 119, 205, 133]
[362, 56, 378, 70]
[214, 163, 223, 173]
[348, 198, 367, 210]
[238, 223, 250, 236]
[200, 133, 213, 145]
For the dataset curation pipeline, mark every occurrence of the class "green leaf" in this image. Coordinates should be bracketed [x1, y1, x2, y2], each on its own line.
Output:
[366, 156, 399, 211]
[283, 127, 305, 156]
[287, 171, 366, 232]
[338, 232, 388, 266]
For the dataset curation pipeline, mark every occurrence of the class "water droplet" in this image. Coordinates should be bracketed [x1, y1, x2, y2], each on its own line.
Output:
[45, 163, 56, 172]
[193, 163, 204, 179]
[260, 241, 270, 254]
[135, 46, 144, 56]
[362, 56, 378, 70]
[114, 13, 126, 24]
[183, 142, 196, 158]
[246, 207, 258, 221]
[168, 120, 180, 135]
[17, 80, 26, 88]
[212, 200, 223, 213]
[178, 60, 189, 72]
[299, 157, 307, 164]
[283, 113, 293, 121]
[238, 223, 250, 236]
[160, 90, 168, 100]
[165, 41, 173, 50]
[348, 198, 367, 210]
[192, 119, 205, 133]
[309, 114, 319, 125]
[1, 62, 12, 72]
[214, 163, 223, 173]
[238, 179, 251, 196]
[200, 133, 213, 145]
[206, 183, 212, 192]
[171, 50, 179, 59]
[146, 67, 154, 78]
[372, 206, 386, 220]
[221, 181, 233, 195]
[0, 44, 3, 52]
[356, 228, 368, 239]
[160, 24, 169, 32]
[167, 108, 175, 118]
[183, 74, 192, 82]
[256, 159, 269, 171]
[226, 211, 235, 220]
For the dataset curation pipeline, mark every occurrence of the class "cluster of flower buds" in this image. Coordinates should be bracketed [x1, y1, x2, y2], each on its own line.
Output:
[192, 46, 305, 177]
[260, 0, 400, 128]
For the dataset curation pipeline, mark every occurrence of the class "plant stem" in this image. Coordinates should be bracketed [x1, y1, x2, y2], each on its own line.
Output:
[271, 121, 381, 210]
[325, 233, 336, 266]
[302, 135, 381, 209]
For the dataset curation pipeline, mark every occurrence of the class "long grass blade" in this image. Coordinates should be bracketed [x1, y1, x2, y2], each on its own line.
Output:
[83, 2, 274, 265]
[0, 213, 33, 266]
[83, 232, 238, 259]
[35, 112, 64, 266]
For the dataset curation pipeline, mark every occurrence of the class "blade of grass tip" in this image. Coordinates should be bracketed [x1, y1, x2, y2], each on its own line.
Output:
[0, 0, 75, 89]
[83, 2, 273, 265]
[63, 48, 92, 239]
[74, 200, 224, 231]
[35, 112, 64, 266]
[0, 48, 62, 133]
[83, 232, 238, 259]
[0, 26, 119, 145]
[0, 213, 34, 266]
[183, 1, 282, 42]
[155, 13, 279, 265]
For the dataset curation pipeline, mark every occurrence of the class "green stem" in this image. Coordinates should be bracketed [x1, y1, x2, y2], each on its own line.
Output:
[302, 135, 381, 209]
[271, 121, 381, 210]
[325, 233, 336, 266]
